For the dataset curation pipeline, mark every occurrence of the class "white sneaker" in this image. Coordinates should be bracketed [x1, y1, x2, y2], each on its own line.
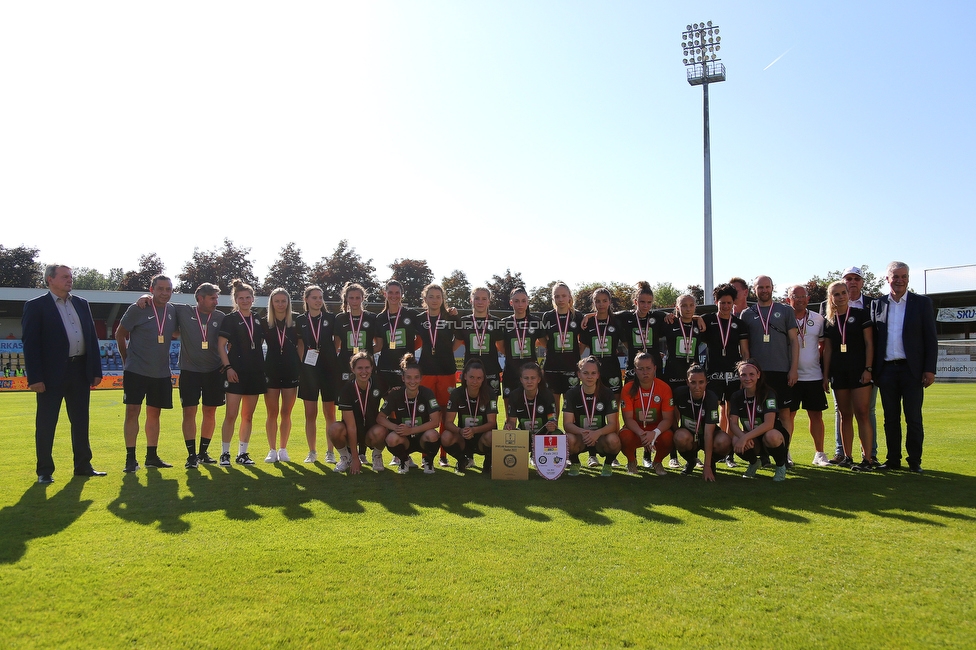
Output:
[611, 458, 622, 467]
[438, 457, 450, 467]
[668, 458, 682, 469]
[812, 451, 830, 467]
[642, 456, 654, 468]
[334, 456, 350, 473]
[587, 455, 600, 468]
[372, 449, 385, 472]
[264, 449, 278, 463]
[325, 450, 336, 464]
[406, 457, 418, 468]
[725, 456, 738, 468]
[358, 453, 368, 466]
[422, 460, 435, 475]
[278, 448, 290, 462]
[304, 451, 317, 463]
[398, 460, 410, 475]
[389, 457, 400, 466]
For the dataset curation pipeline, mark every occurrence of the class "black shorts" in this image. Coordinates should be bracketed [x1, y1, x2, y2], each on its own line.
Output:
[179, 369, 225, 408]
[545, 369, 578, 395]
[830, 369, 872, 391]
[791, 380, 828, 412]
[123, 371, 173, 409]
[225, 369, 267, 396]
[299, 365, 338, 402]
[707, 372, 740, 403]
[266, 367, 300, 390]
[763, 371, 794, 410]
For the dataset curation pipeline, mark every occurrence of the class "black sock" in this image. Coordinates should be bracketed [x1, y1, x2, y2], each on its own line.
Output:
[446, 443, 466, 463]
[440, 444, 448, 460]
[768, 443, 788, 467]
[603, 455, 614, 467]
[421, 440, 440, 460]
[740, 449, 758, 464]
[571, 453, 581, 465]
[126, 446, 136, 462]
[483, 453, 492, 470]
[184, 439, 196, 455]
[670, 450, 678, 461]
[679, 450, 697, 466]
[199, 437, 211, 454]
[390, 443, 409, 462]
[147, 445, 158, 459]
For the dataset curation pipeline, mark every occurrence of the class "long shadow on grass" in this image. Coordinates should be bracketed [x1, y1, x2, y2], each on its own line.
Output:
[0, 478, 93, 564]
[103, 461, 976, 533]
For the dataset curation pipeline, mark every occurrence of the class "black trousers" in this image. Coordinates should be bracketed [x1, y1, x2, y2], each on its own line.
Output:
[877, 362, 925, 467]
[35, 357, 93, 476]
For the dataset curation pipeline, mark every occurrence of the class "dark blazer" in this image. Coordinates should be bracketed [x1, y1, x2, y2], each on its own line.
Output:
[22, 293, 102, 389]
[870, 292, 938, 379]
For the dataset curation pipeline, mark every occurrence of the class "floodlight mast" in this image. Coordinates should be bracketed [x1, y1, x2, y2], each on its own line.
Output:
[681, 21, 726, 305]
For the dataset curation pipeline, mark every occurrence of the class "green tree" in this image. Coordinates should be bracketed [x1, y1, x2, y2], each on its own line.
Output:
[71, 267, 113, 290]
[118, 253, 166, 291]
[652, 282, 680, 309]
[686, 284, 704, 305]
[263, 242, 309, 297]
[177, 238, 259, 294]
[573, 282, 631, 312]
[309, 239, 379, 301]
[440, 270, 471, 309]
[485, 269, 526, 311]
[387, 258, 434, 307]
[529, 281, 560, 313]
[0, 245, 42, 288]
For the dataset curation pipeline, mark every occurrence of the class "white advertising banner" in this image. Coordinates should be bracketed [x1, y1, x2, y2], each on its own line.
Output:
[937, 307, 976, 323]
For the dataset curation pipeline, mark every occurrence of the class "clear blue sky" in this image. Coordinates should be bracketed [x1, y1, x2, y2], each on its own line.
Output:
[2, 1, 973, 297]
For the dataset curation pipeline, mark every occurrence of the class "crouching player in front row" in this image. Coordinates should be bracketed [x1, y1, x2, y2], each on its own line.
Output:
[563, 356, 621, 477]
[504, 362, 559, 463]
[620, 352, 674, 476]
[728, 359, 790, 482]
[378, 355, 442, 475]
[673, 365, 732, 481]
[329, 352, 387, 474]
[442, 359, 498, 474]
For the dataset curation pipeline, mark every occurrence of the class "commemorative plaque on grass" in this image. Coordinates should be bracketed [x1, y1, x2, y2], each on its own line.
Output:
[491, 429, 529, 480]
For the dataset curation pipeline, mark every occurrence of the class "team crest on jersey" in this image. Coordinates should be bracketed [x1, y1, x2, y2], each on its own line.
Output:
[324, 319, 330, 327]
[649, 318, 657, 324]
[536, 405, 545, 414]
[596, 402, 604, 412]
[569, 321, 577, 328]
[534, 434, 567, 480]
[418, 404, 426, 412]
[807, 319, 815, 326]
[848, 316, 855, 324]
[731, 322, 738, 329]
[653, 395, 661, 403]
[372, 389, 380, 397]
[608, 326, 615, 333]
[773, 311, 782, 319]
[403, 318, 411, 325]
[362, 321, 370, 328]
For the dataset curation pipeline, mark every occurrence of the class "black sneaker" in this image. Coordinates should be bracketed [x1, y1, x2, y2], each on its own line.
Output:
[838, 456, 855, 469]
[123, 459, 140, 473]
[455, 457, 469, 474]
[197, 452, 217, 465]
[185, 455, 199, 469]
[219, 452, 231, 467]
[236, 452, 255, 465]
[851, 459, 874, 472]
[681, 461, 696, 476]
[145, 456, 173, 468]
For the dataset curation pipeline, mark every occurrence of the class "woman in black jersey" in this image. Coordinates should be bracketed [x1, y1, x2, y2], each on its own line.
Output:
[540, 281, 583, 415]
[328, 352, 387, 475]
[822, 281, 875, 471]
[415, 284, 461, 469]
[728, 359, 789, 482]
[662, 293, 706, 389]
[262, 287, 300, 463]
[379, 354, 442, 475]
[217, 279, 266, 466]
[504, 362, 558, 462]
[458, 287, 504, 397]
[442, 359, 498, 474]
[562, 356, 621, 477]
[499, 287, 544, 400]
[295, 285, 337, 464]
[333, 282, 379, 462]
[579, 287, 625, 394]
[375, 280, 421, 394]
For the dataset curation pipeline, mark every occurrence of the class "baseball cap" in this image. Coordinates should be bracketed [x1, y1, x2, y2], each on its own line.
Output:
[842, 266, 863, 279]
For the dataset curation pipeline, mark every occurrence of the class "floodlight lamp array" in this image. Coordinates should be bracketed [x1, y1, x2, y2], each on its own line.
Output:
[681, 21, 722, 65]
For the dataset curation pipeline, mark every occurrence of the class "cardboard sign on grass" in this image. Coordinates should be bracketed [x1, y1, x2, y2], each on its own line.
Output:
[491, 429, 529, 480]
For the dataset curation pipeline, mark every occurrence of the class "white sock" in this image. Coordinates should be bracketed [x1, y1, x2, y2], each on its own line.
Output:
[239, 442, 249, 455]
[339, 446, 350, 459]
[222, 442, 230, 454]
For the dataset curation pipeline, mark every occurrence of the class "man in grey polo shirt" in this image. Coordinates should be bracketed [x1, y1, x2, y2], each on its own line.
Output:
[116, 274, 178, 472]
[739, 276, 800, 444]
[138, 282, 226, 468]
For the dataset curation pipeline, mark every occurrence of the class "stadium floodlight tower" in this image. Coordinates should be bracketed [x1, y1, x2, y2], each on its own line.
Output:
[682, 21, 725, 305]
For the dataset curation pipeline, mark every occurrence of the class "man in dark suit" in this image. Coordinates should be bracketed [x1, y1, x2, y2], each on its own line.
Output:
[870, 261, 938, 473]
[22, 264, 106, 483]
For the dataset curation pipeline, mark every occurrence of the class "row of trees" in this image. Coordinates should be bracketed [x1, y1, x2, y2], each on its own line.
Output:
[0, 242, 884, 309]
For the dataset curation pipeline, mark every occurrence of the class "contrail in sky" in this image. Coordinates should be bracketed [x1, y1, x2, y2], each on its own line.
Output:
[763, 48, 791, 71]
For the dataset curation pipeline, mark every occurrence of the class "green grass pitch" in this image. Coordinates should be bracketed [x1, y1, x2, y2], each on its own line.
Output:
[1, 386, 975, 648]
